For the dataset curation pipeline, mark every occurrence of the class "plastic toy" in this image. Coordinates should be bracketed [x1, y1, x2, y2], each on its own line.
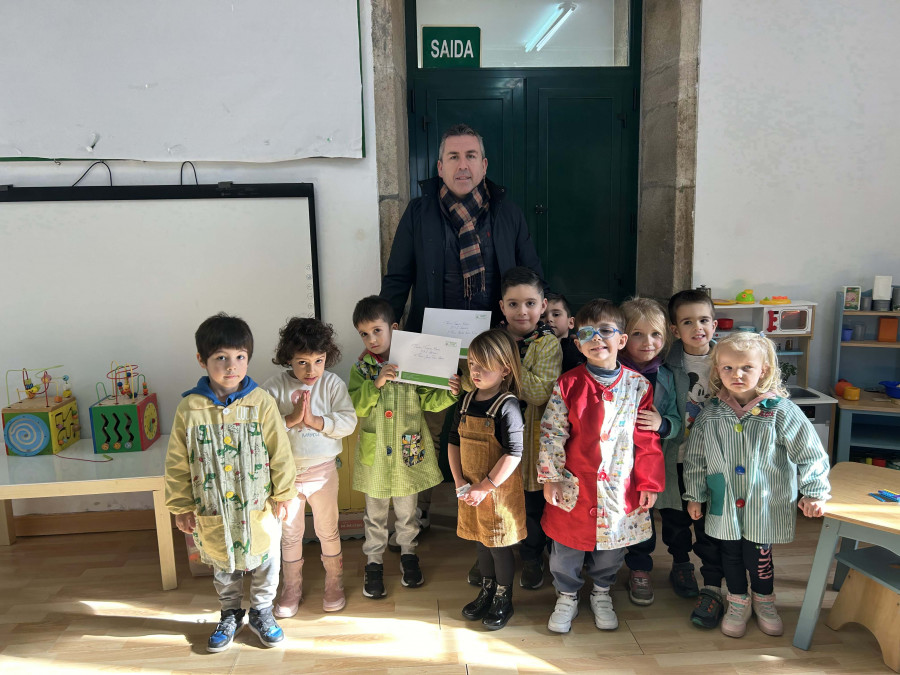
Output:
[879, 381, 900, 399]
[735, 289, 756, 304]
[761, 296, 791, 305]
[88, 361, 160, 453]
[2, 366, 81, 456]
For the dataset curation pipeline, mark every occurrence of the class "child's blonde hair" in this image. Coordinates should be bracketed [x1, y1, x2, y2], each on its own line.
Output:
[621, 296, 670, 357]
[467, 329, 523, 397]
[709, 332, 789, 398]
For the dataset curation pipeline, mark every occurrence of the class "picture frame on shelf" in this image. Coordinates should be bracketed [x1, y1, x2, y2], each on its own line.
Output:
[842, 286, 861, 311]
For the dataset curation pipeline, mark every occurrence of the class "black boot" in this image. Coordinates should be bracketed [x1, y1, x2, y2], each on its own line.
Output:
[462, 577, 496, 620]
[482, 584, 514, 630]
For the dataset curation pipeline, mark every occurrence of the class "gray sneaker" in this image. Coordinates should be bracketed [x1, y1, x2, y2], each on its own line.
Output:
[247, 606, 284, 648]
[627, 570, 654, 605]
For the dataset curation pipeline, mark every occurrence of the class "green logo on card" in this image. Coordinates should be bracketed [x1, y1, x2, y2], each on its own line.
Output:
[422, 27, 481, 69]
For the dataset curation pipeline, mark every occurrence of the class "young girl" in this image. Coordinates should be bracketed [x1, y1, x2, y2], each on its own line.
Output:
[618, 297, 682, 606]
[262, 318, 357, 616]
[448, 329, 526, 631]
[683, 332, 830, 639]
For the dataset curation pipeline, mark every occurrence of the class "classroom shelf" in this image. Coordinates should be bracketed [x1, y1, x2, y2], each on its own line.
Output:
[840, 341, 900, 349]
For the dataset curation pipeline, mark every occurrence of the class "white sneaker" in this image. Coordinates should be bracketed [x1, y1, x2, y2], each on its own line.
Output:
[547, 593, 579, 633]
[721, 593, 753, 638]
[589, 591, 618, 630]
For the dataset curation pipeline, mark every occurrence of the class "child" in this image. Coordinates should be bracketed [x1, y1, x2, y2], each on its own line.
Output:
[496, 266, 562, 590]
[448, 329, 526, 631]
[619, 297, 682, 606]
[349, 296, 460, 598]
[539, 299, 664, 633]
[262, 318, 357, 617]
[683, 332, 830, 638]
[658, 289, 726, 628]
[165, 313, 297, 652]
[543, 291, 586, 373]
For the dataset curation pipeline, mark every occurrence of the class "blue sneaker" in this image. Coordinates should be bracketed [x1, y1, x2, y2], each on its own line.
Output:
[248, 606, 284, 647]
[207, 608, 245, 653]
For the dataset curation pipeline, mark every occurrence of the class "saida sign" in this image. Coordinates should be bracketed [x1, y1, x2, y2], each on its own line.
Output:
[422, 27, 481, 68]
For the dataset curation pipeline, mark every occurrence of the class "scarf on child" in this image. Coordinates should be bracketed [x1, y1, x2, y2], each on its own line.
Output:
[619, 353, 664, 376]
[439, 180, 490, 300]
[498, 320, 557, 360]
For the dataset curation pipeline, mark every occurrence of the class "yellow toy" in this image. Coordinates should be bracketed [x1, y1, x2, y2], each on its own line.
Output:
[735, 289, 756, 304]
[761, 296, 791, 305]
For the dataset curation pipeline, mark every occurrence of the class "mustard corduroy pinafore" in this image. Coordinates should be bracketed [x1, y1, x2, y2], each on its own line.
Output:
[456, 391, 527, 547]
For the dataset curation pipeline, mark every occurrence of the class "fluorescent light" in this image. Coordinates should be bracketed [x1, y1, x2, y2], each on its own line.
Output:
[525, 2, 577, 53]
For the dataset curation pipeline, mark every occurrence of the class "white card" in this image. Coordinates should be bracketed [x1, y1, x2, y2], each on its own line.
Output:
[389, 330, 461, 390]
[422, 308, 492, 358]
[873, 275, 893, 300]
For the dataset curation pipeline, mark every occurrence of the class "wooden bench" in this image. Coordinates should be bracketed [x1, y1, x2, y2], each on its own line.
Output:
[826, 545, 900, 672]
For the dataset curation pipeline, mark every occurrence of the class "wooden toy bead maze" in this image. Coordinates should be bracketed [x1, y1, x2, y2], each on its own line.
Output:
[88, 361, 160, 454]
[2, 366, 81, 456]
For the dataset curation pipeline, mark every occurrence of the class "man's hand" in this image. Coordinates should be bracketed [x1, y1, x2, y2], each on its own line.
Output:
[175, 512, 196, 534]
[375, 363, 398, 389]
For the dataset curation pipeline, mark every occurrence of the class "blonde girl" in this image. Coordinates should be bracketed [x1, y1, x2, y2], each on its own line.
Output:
[619, 297, 683, 606]
[683, 332, 829, 639]
[448, 329, 526, 631]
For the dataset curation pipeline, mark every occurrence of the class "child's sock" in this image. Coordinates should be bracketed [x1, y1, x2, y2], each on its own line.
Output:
[703, 584, 721, 596]
[592, 584, 610, 594]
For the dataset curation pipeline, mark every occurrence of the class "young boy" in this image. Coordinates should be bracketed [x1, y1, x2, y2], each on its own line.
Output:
[349, 296, 460, 598]
[165, 313, 298, 653]
[656, 289, 726, 628]
[543, 291, 585, 373]
[496, 267, 562, 590]
[538, 299, 664, 633]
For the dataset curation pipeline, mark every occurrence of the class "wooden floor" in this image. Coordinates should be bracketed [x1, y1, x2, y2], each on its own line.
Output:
[0, 486, 891, 674]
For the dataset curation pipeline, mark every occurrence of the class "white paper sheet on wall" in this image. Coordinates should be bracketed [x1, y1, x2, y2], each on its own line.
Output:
[0, 1, 363, 162]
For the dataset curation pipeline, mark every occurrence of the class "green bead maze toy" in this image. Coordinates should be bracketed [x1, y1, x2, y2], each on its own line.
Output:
[89, 361, 160, 453]
[3, 366, 81, 456]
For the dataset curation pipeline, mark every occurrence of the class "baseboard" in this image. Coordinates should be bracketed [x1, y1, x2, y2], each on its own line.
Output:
[13, 509, 165, 537]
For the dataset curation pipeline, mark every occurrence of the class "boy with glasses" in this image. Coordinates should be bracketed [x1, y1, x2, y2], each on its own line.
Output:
[538, 299, 664, 633]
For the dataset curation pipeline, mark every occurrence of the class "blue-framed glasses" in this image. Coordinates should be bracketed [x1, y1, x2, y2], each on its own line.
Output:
[577, 325, 622, 343]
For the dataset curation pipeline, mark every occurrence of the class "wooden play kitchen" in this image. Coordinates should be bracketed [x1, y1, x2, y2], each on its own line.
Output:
[832, 290, 900, 464]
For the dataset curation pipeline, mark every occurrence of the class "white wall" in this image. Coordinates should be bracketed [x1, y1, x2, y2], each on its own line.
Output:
[694, 0, 900, 391]
[1, 2, 381, 515]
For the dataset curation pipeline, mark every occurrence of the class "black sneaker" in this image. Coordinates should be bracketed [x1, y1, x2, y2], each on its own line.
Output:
[207, 608, 245, 653]
[248, 606, 284, 647]
[690, 588, 725, 629]
[400, 554, 424, 588]
[363, 562, 386, 598]
[669, 562, 700, 598]
[519, 558, 544, 590]
[467, 559, 481, 586]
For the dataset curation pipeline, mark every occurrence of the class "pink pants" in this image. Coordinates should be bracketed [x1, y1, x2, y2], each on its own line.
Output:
[281, 458, 341, 561]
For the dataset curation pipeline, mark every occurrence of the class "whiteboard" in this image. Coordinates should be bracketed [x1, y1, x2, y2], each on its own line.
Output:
[0, 1, 363, 161]
[0, 184, 319, 436]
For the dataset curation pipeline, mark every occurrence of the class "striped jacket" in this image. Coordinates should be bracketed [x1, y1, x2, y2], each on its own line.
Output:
[683, 396, 830, 544]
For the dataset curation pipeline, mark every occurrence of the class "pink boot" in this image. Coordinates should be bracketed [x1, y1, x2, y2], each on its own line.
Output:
[751, 591, 783, 636]
[321, 553, 346, 612]
[274, 558, 303, 618]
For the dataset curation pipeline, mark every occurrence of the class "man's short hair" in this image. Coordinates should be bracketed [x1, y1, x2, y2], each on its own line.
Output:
[545, 291, 573, 317]
[353, 295, 395, 327]
[438, 123, 486, 161]
[668, 289, 716, 324]
[500, 266, 544, 298]
[574, 299, 626, 333]
[195, 312, 254, 362]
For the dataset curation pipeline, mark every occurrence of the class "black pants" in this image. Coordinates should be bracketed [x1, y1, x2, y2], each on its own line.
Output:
[717, 537, 774, 595]
[520, 489, 546, 562]
[476, 542, 516, 587]
[658, 463, 724, 586]
[624, 509, 657, 572]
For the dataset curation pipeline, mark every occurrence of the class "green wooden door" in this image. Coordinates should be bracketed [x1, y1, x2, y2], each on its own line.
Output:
[407, 1, 641, 308]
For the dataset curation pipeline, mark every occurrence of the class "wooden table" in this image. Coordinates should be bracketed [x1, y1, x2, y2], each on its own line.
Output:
[793, 462, 900, 653]
[0, 436, 177, 590]
[834, 390, 900, 463]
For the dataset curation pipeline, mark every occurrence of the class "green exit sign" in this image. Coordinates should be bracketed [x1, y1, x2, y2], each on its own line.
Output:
[422, 27, 481, 69]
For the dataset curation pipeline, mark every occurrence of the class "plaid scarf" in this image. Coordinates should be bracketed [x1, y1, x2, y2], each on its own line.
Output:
[439, 180, 490, 299]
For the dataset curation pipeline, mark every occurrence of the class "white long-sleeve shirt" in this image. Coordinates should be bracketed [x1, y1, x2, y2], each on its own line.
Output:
[262, 370, 357, 469]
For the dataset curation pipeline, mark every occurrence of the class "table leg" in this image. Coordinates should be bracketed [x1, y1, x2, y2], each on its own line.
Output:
[832, 537, 858, 590]
[835, 409, 852, 463]
[152, 489, 177, 590]
[0, 499, 15, 545]
[793, 517, 840, 650]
